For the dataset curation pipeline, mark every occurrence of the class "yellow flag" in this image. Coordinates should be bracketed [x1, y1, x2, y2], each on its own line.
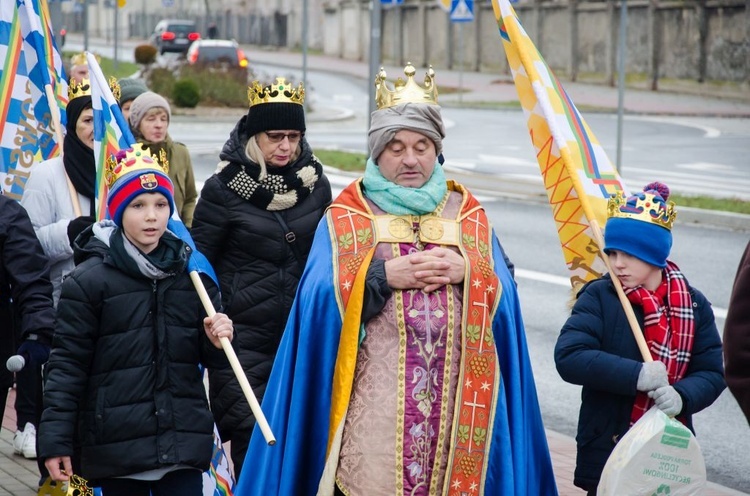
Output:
[492, 0, 630, 289]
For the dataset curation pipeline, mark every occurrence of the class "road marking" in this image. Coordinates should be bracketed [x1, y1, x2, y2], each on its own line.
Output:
[675, 162, 737, 172]
[632, 116, 721, 138]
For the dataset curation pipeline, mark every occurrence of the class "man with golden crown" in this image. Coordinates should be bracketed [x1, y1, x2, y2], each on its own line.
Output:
[68, 52, 89, 84]
[237, 64, 557, 495]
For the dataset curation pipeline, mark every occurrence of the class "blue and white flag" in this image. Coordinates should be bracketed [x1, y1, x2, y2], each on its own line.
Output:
[0, 0, 67, 200]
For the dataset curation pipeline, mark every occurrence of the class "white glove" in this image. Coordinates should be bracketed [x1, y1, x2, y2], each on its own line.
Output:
[649, 386, 683, 417]
[636, 360, 669, 392]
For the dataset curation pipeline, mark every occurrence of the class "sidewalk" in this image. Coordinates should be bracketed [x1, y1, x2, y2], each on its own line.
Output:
[241, 46, 750, 118]
[3, 387, 746, 495]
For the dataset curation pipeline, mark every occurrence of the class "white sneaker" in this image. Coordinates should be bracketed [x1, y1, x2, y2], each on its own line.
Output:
[20, 422, 37, 459]
[12, 427, 25, 456]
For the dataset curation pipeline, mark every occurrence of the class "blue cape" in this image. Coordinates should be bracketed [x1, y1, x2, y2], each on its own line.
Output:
[237, 218, 557, 495]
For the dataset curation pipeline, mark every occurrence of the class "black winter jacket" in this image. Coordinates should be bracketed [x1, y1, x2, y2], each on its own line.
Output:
[191, 126, 331, 439]
[38, 226, 228, 481]
[554, 275, 725, 491]
[0, 196, 55, 391]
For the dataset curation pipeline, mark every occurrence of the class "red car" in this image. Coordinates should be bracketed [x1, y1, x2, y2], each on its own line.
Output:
[186, 39, 249, 82]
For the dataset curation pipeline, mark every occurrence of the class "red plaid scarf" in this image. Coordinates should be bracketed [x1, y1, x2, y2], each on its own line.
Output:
[625, 261, 695, 425]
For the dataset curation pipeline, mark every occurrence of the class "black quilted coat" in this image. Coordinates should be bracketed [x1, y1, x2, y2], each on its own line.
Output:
[38, 227, 228, 481]
[191, 125, 331, 450]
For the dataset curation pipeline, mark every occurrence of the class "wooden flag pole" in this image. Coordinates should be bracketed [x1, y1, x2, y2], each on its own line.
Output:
[189, 271, 276, 446]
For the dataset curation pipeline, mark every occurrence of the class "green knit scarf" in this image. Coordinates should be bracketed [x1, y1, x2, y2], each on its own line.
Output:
[362, 158, 447, 215]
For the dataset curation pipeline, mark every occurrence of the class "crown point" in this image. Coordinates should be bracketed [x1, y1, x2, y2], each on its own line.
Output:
[106, 144, 169, 187]
[375, 63, 439, 110]
[607, 187, 677, 231]
[247, 77, 305, 107]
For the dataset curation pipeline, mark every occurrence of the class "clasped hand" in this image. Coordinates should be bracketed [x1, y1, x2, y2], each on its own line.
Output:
[203, 312, 234, 349]
[385, 247, 465, 293]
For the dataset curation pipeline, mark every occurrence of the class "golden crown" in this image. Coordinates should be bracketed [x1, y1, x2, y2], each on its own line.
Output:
[105, 144, 169, 187]
[68, 77, 90, 100]
[375, 63, 439, 109]
[247, 77, 305, 107]
[68, 77, 120, 101]
[607, 190, 677, 230]
[70, 52, 88, 67]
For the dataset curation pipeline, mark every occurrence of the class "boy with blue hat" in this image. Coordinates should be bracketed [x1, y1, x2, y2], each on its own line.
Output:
[38, 146, 234, 495]
[554, 182, 726, 495]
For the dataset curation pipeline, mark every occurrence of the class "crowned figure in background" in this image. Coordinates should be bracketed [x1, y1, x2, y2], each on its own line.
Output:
[191, 76, 331, 479]
[237, 63, 557, 495]
[555, 182, 725, 494]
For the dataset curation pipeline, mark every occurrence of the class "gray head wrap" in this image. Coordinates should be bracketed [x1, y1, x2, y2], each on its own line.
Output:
[368, 103, 446, 161]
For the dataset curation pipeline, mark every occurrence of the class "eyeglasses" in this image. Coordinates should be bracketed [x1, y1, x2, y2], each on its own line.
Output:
[265, 131, 303, 143]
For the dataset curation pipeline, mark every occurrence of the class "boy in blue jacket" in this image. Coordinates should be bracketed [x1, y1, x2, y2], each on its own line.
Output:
[554, 182, 725, 495]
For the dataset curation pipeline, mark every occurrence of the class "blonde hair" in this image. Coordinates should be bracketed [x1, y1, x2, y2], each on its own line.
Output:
[245, 133, 301, 180]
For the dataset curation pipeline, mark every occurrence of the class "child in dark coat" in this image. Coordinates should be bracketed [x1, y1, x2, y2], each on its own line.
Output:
[554, 182, 725, 494]
[39, 146, 234, 496]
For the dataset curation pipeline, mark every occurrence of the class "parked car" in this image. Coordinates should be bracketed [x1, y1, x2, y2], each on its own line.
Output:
[150, 19, 200, 55]
[185, 39, 249, 82]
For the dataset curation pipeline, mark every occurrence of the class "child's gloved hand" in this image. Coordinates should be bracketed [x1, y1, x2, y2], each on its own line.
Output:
[636, 360, 669, 392]
[649, 385, 683, 417]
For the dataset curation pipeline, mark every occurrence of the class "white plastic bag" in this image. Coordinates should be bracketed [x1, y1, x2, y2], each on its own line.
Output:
[598, 406, 706, 495]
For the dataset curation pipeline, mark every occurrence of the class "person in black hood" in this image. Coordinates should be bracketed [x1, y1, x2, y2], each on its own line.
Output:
[191, 77, 332, 478]
[19, 77, 97, 487]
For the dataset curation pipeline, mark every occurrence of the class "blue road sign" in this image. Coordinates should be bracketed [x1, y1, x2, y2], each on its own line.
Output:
[381, 0, 405, 4]
[450, 0, 474, 23]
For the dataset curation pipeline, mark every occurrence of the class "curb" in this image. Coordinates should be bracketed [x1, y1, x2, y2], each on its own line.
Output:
[678, 206, 750, 232]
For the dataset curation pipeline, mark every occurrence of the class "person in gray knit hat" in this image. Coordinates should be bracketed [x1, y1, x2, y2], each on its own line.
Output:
[235, 65, 554, 496]
[128, 91, 197, 227]
[190, 76, 331, 478]
[117, 77, 148, 121]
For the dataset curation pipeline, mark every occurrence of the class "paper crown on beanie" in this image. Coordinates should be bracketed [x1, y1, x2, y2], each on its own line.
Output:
[69, 76, 120, 101]
[105, 143, 169, 186]
[607, 181, 676, 230]
[247, 77, 305, 107]
[106, 144, 175, 226]
[375, 63, 439, 109]
[604, 182, 676, 268]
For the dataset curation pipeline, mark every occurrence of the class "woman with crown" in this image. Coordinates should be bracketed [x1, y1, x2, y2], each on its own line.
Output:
[190, 77, 331, 478]
[554, 182, 725, 494]
[237, 64, 555, 495]
[129, 91, 198, 227]
[21, 78, 98, 306]
[38, 146, 234, 495]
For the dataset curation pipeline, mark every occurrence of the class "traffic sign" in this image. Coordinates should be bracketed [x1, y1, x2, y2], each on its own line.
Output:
[381, 0, 404, 4]
[450, 0, 474, 22]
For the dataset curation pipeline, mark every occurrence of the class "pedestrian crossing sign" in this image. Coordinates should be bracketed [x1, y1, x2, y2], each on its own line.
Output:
[450, 0, 474, 22]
